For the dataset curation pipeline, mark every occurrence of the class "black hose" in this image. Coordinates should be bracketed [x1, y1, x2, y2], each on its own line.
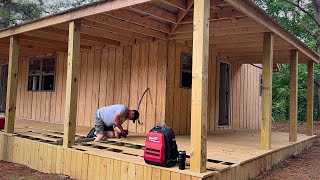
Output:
[136, 88, 150, 125]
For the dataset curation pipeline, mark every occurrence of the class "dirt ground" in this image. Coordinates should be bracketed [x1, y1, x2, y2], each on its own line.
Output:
[1, 122, 320, 180]
[257, 121, 320, 180]
[0, 160, 73, 180]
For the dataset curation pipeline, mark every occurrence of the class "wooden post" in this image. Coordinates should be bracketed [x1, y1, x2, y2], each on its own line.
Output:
[4, 35, 19, 134]
[289, 49, 298, 142]
[261, 32, 274, 150]
[190, 0, 210, 173]
[307, 61, 314, 136]
[63, 20, 81, 148]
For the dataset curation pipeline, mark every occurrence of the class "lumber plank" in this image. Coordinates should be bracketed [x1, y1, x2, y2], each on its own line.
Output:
[261, 32, 274, 150]
[106, 158, 114, 180]
[99, 156, 107, 180]
[63, 20, 81, 147]
[84, 51, 94, 127]
[173, 44, 182, 134]
[128, 163, 136, 180]
[81, 153, 89, 180]
[146, 42, 158, 132]
[5, 35, 19, 133]
[289, 49, 298, 142]
[190, 0, 210, 173]
[114, 47, 124, 104]
[99, 49, 108, 108]
[165, 41, 176, 128]
[128, 45, 139, 133]
[106, 48, 116, 105]
[307, 61, 314, 136]
[91, 49, 101, 127]
[121, 46, 132, 130]
[78, 52, 88, 126]
[156, 41, 168, 125]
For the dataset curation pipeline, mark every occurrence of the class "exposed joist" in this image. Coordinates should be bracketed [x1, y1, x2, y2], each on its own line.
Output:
[86, 14, 167, 39]
[0, 0, 152, 38]
[24, 30, 106, 48]
[170, 25, 268, 39]
[181, 6, 245, 24]
[169, 0, 194, 36]
[19, 35, 91, 50]
[105, 9, 170, 33]
[130, 3, 178, 24]
[224, 0, 319, 62]
[175, 17, 259, 34]
[80, 19, 154, 42]
[159, 0, 187, 11]
[38, 27, 120, 46]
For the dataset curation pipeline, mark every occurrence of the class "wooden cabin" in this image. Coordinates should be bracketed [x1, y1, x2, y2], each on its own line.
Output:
[0, 0, 319, 179]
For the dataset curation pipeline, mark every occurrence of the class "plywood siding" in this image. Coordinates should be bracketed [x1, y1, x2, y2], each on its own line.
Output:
[16, 41, 167, 134]
[165, 46, 262, 134]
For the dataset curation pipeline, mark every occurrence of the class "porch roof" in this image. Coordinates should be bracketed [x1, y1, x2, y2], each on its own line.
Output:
[0, 0, 318, 64]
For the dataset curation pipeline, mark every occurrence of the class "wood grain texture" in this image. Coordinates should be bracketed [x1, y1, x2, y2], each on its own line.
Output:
[289, 49, 298, 142]
[307, 61, 314, 136]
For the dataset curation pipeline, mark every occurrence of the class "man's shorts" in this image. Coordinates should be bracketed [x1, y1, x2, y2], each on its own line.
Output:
[94, 112, 114, 135]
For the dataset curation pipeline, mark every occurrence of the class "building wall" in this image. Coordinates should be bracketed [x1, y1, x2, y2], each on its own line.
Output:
[15, 41, 168, 134]
[15, 40, 261, 135]
[165, 42, 262, 134]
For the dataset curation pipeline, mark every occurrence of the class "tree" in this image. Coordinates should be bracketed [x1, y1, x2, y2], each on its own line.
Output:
[254, 0, 320, 121]
[0, 0, 45, 29]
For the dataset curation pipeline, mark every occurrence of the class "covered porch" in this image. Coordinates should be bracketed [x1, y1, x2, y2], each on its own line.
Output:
[0, 119, 316, 179]
[0, 0, 319, 179]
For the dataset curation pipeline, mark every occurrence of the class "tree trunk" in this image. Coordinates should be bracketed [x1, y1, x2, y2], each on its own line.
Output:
[312, 0, 320, 54]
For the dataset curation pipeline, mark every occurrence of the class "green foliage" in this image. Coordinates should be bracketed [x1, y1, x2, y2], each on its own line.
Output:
[254, 0, 320, 121]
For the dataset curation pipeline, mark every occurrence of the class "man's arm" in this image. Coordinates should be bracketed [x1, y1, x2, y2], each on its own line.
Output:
[114, 114, 125, 134]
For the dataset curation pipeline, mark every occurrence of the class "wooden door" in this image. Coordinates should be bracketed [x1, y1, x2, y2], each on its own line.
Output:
[0, 64, 8, 112]
[219, 62, 231, 126]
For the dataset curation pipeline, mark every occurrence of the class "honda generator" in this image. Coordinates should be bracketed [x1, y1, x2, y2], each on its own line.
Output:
[144, 125, 178, 167]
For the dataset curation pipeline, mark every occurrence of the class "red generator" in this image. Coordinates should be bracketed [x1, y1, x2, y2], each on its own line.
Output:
[144, 125, 178, 167]
[0, 117, 5, 129]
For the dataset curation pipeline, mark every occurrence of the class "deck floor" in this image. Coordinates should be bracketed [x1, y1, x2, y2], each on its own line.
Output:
[13, 119, 316, 173]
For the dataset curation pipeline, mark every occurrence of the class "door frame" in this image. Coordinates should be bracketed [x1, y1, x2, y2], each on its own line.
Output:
[217, 60, 232, 128]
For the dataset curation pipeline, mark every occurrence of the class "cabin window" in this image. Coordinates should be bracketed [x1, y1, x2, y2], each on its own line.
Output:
[28, 56, 56, 91]
[180, 53, 192, 88]
[259, 73, 262, 96]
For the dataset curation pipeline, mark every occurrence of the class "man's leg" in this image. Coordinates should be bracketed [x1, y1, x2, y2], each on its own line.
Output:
[94, 113, 105, 141]
[104, 125, 115, 138]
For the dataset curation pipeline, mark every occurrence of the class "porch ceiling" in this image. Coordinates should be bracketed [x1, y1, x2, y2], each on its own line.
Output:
[0, 0, 318, 64]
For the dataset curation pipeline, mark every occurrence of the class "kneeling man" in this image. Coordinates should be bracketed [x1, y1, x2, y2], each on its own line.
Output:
[94, 104, 139, 141]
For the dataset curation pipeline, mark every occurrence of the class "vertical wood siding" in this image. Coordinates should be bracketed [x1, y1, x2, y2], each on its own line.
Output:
[15, 40, 261, 134]
[15, 41, 167, 134]
[165, 45, 262, 134]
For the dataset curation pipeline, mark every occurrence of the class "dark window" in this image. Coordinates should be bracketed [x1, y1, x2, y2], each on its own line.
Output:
[28, 57, 56, 91]
[180, 53, 192, 88]
[259, 73, 262, 96]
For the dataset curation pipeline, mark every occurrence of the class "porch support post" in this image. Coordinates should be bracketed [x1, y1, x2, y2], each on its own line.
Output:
[306, 61, 314, 136]
[63, 20, 81, 148]
[190, 0, 210, 173]
[261, 32, 274, 150]
[4, 35, 19, 134]
[289, 49, 298, 142]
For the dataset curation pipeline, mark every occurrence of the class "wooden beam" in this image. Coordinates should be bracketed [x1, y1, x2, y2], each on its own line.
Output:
[86, 14, 166, 39]
[130, 3, 178, 24]
[175, 17, 259, 34]
[159, 0, 187, 11]
[261, 32, 274, 150]
[63, 20, 81, 148]
[181, 6, 245, 24]
[169, 0, 194, 36]
[307, 61, 314, 136]
[224, 0, 319, 63]
[105, 9, 170, 33]
[0, 0, 152, 38]
[4, 35, 19, 133]
[190, 0, 210, 173]
[170, 25, 268, 39]
[289, 49, 298, 142]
